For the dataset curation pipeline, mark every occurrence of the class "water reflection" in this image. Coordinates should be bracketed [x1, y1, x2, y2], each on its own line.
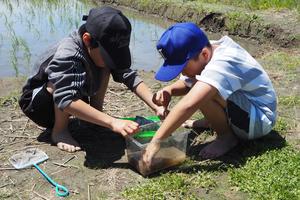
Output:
[0, 0, 165, 77]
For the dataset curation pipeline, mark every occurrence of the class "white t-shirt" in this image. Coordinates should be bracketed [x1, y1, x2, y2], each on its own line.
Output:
[180, 36, 277, 139]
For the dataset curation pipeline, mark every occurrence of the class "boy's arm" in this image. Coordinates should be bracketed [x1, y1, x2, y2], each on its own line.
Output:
[133, 82, 167, 117]
[152, 79, 190, 110]
[155, 81, 217, 139]
[90, 88, 106, 111]
[150, 79, 191, 118]
[143, 81, 218, 164]
[64, 99, 138, 137]
[164, 79, 190, 96]
[111, 69, 166, 117]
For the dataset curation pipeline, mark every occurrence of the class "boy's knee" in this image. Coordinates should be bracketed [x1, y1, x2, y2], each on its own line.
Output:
[201, 93, 227, 110]
[213, 93, 227, 108]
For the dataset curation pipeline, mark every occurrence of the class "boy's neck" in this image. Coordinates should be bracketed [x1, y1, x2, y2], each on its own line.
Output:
[207, 44, 219, 62]
[212, 44, 219, 53]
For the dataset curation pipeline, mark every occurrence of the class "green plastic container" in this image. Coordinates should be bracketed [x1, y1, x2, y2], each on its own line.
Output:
[122, 116, 160, 139]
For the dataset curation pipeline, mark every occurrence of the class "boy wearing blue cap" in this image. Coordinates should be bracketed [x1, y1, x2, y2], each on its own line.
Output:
[19, 7, 165, 152]
[143, 22, 277, 164]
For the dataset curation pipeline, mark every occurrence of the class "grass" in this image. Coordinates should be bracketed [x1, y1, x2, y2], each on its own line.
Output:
[262, 52, 300, 71]
[186, 0, 300, 11]
[122, 170, 216, 199]
[0, 188, 14, 199]
[0, 91, 19, 107]
[260, 51, 300, 87]
[120, 46, 299, 199]
[229, 146, 300, 200]
[225, 11, 260, 34]
[279, 96, 300, 107]
[18, 38, 31, 74]
[273, 117, 291, 134]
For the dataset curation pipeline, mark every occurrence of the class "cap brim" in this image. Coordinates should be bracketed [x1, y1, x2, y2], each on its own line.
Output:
[155, 60, 188, 82]
[97, 41, 131, 70]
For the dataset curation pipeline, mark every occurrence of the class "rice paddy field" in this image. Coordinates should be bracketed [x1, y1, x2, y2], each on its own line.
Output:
[0, 0, 299, 199]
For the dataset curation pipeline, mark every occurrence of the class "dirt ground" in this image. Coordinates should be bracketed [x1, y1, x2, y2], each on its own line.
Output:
[0, 71, 172, 199]
[0, 54, 299, 199]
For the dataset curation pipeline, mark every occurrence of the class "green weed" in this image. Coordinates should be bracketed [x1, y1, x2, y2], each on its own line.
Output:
[0, 187, 14, 198]
[93, 191, 108, 200]
[273, 116, 291, 134]
[9, 51, 19, 77]
[262, 52, 300, 71]
[122, 171, 216, 199]
[226, 12, 260, 34]
[19, 38, 31, 63]
[0, 92, 19, 107]
[1, 0, 95, 77]
[229, 146, 300, 200]
[188, 0, 300, 11]
[279, 96, 300, 107]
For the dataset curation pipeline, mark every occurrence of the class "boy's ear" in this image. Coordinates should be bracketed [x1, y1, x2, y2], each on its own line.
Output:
[82, 32, 92, 47]
[201, 47, 210, 60]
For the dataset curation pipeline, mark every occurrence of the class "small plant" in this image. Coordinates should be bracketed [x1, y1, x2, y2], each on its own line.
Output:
[229, 146, 300, 200]
[9, 51, 18, 77]
[122, 171, 216, 199]
[188, 0, 300, 12]
[226, 12, 260, 34]
[273, 116, 290, 134]
[0, 93, 19, 107]
[262, 52, 300, 71]
[279, 96, 300, 107]
[19, 37, 32, 73]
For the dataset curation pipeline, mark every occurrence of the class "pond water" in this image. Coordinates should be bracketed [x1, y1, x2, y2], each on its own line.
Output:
[0, 0, 168, 77]
[0, 0, 262, 78]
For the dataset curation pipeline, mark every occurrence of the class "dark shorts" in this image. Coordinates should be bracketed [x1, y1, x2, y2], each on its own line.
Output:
[226, 100, 250, 140]
[19, 84, 55, 128]
[227, 100, 250, 132]
[19, 85, 90, 128]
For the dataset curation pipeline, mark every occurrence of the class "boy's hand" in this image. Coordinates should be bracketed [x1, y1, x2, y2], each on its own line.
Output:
[142, 139, 161, 168]
[152, 90, 171, 108]
[111, 119, 139, 137]
[155, 106, 170, 120]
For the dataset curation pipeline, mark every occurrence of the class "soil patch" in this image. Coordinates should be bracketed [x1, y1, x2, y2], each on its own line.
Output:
[0, 61, 299, 199]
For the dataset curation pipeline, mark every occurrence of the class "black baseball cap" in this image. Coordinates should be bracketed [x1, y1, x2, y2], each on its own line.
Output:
[82, 6, 132, 69]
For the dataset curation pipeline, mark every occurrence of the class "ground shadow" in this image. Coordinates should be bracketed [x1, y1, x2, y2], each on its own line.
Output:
[37, 119, 129, 169]
[37, 123, 287, 175]
[176, 128, 287, 174]
[69, 120, 128, 169]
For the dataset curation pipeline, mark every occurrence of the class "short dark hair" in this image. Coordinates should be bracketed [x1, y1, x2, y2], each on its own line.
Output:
[78, 24, 99, 48]
[206, 41, 212, 49]
[192, 41, 212, 60]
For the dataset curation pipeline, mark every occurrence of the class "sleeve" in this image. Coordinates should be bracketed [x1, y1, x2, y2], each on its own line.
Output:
[196, 62, 242, 100]
[179, 74, 197, 88]
[45, 54, 86, 110]
[111, 68, 143, 91]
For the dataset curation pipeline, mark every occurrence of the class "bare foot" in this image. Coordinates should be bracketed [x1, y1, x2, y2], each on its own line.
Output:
[182, 119, 210, 129]
[199, 132, 238, 159]
[51, 129, 81, 153]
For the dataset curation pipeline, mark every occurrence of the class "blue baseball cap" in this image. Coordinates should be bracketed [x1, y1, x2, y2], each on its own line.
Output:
[155, 22, 209, 82]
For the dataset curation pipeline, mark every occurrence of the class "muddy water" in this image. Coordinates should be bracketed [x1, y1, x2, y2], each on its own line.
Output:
[128, 147, 186, 176]
[0, 0, 166, 77]
[0, 0, 263, 78]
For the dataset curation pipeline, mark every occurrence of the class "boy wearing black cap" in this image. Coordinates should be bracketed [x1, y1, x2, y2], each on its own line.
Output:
[143, 22, 277, 165]
[19, 7, 165, 152]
